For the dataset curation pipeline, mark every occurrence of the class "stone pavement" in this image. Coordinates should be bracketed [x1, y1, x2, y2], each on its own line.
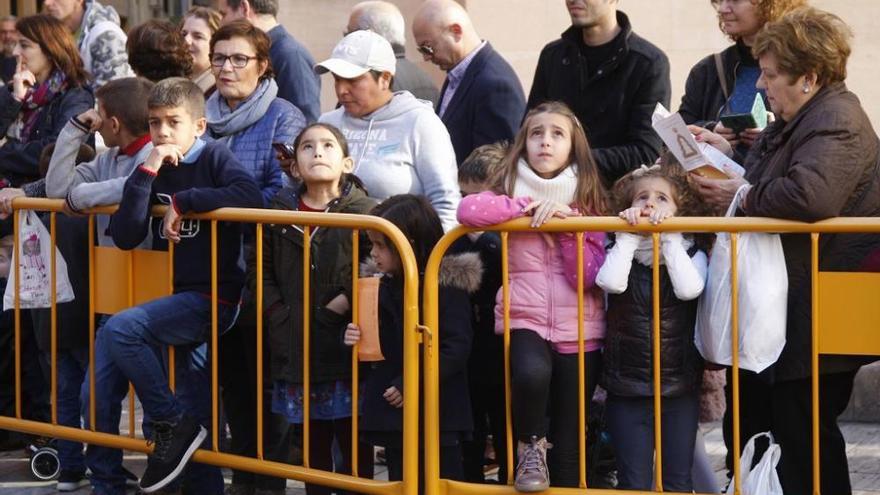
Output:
[0, 421, 876, 494]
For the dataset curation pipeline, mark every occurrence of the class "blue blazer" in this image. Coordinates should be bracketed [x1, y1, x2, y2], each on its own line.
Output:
[438, 43, 525, 166]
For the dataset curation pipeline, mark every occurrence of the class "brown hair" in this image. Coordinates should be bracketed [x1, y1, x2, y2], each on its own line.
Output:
[38, 142, 96, 178]
[459, 141, 508, 185]
[610, 151, 711, 218]
[15, 15, 89, 87]
[127, 19, 194, 81]
[96, 77, 156, 136]
[492, 101, 607, 215]
[148, 77, 206, 119]
[210, 20, 274, 82]
[182, 6, 221, 35]
[753, 6, 851, 86]
[711, 0, 807, 40]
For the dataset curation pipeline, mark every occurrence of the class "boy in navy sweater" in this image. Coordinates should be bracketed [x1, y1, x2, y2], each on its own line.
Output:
[104, 78, 262, 493]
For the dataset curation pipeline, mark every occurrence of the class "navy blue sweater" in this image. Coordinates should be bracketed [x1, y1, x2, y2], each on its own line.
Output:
[110, 140, 263, 302]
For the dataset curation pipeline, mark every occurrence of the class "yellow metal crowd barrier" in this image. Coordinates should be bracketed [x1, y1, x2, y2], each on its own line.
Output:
[423, 216, 880, 495]
[1, 198, 879, 495]
[0, 197, 422, 495]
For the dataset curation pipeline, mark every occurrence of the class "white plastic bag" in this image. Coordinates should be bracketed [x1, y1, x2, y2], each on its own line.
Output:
[3, 210, 75, 310]
[695, 186, 787, 372]
[726, 432, 783, 495]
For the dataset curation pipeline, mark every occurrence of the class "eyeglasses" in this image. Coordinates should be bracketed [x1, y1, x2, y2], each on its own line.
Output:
[210, 53, 258, 69]
[416, 43, 434, 57]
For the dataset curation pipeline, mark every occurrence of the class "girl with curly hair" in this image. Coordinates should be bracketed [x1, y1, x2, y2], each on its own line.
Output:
[595, 155, 710, 491]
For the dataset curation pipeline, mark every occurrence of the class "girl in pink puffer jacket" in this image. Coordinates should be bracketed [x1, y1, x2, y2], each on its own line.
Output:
[457, 102, 607, 492]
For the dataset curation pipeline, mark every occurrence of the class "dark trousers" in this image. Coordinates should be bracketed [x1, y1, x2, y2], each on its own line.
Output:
[300, 418, 374, 495]
[385, 442, 464, 484]
[462, 368, 507, 483]
[220, 310, 287, 491]
[508, 329, 601, 488]
[0, 313, 50, 425]
[605, 392, 699, 492]
[722, 368, 773, 478]
[723, 369, 857, 495]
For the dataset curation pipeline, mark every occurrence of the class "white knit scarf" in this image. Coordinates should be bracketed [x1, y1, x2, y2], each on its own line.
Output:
[511, 158, 578, 205]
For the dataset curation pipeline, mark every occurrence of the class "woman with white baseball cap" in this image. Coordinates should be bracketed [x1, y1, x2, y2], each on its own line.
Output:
[316, 29, 460, 231]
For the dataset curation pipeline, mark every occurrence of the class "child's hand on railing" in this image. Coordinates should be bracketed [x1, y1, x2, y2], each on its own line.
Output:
[383, 386, 403, 408]
[343, 323, 361, 346]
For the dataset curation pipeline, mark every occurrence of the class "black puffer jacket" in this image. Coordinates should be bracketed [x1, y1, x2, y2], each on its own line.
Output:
[255, 178, 377, 385]
[360, 253, 481, 437]
[602, 246, 704, 397]
[528, 11, 670, 184]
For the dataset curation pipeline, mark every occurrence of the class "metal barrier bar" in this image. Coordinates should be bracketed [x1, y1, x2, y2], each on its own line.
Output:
[576, 232, 586, 489]
[168, 241, 176, 394]
[256, 223, 264, 460]
[651, 233, 663, 492]
[303, 225, 312, 469]
[13, 209, 20, 419]
[50, 212, 57, 425]
[211, 220, 219, 451]
[88, 215, 97, 431]
[811, 232, 821, 495]
[351, 229, 360, 478]
[501, 231, 514, 485]
[730, 233, 741, 495]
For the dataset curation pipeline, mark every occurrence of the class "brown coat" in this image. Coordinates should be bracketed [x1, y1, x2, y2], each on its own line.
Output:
[743, 83, 880, 382]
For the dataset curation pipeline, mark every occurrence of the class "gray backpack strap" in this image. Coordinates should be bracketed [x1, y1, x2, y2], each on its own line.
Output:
[714, 52, 730, 101]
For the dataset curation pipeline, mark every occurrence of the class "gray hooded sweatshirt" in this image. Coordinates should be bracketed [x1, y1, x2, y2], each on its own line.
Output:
[319, 91, 460, 231]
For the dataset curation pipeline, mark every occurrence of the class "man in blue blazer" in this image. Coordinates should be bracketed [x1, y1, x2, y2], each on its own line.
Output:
[413, 0, 525, 167]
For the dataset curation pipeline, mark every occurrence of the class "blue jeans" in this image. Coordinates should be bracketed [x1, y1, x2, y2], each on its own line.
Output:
[55, 347, 89, 474]
[83, 293, 237, 495]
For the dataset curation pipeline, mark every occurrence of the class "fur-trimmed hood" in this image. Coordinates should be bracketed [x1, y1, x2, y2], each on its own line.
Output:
[360, 252, 483, 293]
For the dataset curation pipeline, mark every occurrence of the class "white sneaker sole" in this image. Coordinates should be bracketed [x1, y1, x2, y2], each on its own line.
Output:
[57, 478, 90, 492]
[139, 425, 207, 493]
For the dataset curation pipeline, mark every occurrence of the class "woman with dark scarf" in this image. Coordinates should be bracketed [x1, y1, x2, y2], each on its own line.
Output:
[0, 14, 93, 187]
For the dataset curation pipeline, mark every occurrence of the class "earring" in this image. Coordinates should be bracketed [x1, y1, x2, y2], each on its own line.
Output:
[802, 83, 811, 94]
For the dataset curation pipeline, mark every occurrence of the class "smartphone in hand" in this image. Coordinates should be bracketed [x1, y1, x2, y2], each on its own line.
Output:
[272, 142, 295, 160]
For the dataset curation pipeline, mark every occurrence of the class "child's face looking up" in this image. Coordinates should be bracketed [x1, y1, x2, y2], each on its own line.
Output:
[525, 112, 573, 179]
[294, 127, 353, 189]
[147, 105, 206, 155]
[631, 177, 678, 217]
[367, 230, 401, 276]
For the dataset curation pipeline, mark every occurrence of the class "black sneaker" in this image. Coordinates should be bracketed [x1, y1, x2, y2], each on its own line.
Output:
[56, 469, 89, 492]
[139, 416, 206, 493]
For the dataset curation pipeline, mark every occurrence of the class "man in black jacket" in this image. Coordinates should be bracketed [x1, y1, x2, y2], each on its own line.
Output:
[528, 0, 670, 184]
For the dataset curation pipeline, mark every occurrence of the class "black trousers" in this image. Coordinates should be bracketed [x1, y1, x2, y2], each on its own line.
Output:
[220, 309, 288, 490]
[724, 369, 857, 495]
[606, 392, 699, 492]
[461, 365, 507, 483]
[508, 329, 601, 488]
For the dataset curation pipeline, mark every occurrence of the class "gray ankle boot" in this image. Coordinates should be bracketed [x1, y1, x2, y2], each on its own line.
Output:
[514, 435, 550, 492]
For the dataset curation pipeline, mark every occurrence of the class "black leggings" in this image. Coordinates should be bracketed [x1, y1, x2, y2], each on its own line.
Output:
[302, 418, 374, 495]
[509, 329, 601, 488]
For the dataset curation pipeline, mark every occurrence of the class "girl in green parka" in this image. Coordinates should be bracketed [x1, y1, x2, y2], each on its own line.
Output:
[258, 123, 376, 493]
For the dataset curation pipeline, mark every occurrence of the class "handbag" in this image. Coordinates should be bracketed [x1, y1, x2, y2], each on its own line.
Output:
[695, 185, 787, 372]
[3, 210, 75, 310]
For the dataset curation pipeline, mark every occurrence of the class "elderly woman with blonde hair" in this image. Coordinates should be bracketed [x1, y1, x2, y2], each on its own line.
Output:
[679, 0, 806, 151]
[693, 7, 880, 494]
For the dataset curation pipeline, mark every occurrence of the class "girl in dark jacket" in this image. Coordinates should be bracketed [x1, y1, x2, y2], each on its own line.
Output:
[595, 163, 709, 492]
[0, 15, 93, 186]
[344, 194, 479, 482]
[260, 123, 376, 494]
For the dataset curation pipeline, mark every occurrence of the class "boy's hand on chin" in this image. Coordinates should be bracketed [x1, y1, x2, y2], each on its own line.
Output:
[143, 144, 185, 173]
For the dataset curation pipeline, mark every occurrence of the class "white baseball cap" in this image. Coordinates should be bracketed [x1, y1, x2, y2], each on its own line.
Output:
[315, 30, 397, 78]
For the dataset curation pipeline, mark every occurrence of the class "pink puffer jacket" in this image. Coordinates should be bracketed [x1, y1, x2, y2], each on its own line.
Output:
[457, 192, 606, 353]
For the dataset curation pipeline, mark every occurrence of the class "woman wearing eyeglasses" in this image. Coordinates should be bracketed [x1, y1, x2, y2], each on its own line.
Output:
[205, 19, 307, 495]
